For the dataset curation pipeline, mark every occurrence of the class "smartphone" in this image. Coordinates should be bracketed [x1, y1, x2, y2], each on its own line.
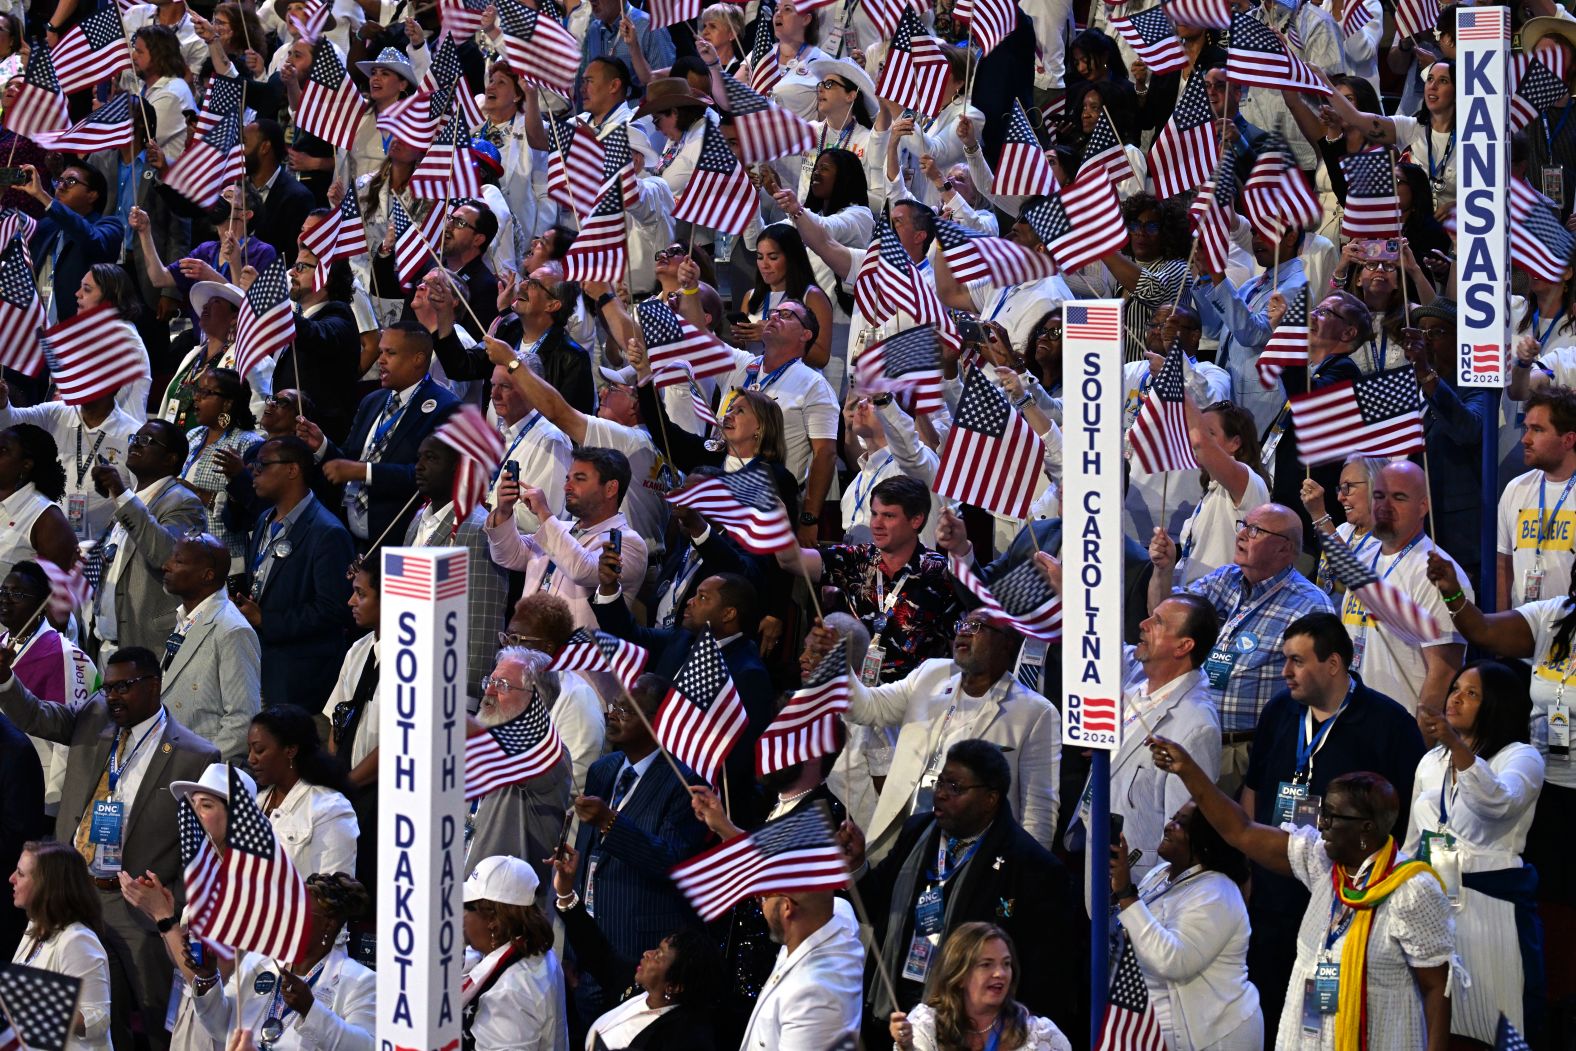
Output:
[1108, 813, 1125, 849]
[188, 938, 204, 968]
[504, 460, 520, 482]
[726, 311, 752, 327]
[553, 806, 575, 859]
[0, 168, 27, 188]
[955, 315, 985, 344]
[1360, 238, 1400, 262]
[608, 528, 623, 556]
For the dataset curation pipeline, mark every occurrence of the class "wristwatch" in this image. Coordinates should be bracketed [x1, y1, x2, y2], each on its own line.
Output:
[156, 915, 179, 934]
[595, 291, 617, 312]
[870, 392, 893, 407]
[507, 358, 522, 373]
[798, 512, 821, 526]
[1112, 883, 1139, 902]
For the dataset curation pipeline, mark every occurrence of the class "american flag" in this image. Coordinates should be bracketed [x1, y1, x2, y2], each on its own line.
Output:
[948, 552, 1062, 640]
[1289, 366, 1425, 465]
[409, 111, 481, 200]
[637, 298, 738, 382]
[935, 367, 1044, 520]
[746, 0, 781, 96]
[657, 628, 748, 786]
[1024, 171, 1129, 272]
[1095, 940, 1166, 1050]
[1128, 340, 1199, 474]
[933, 219, 1059, 286]
[37, 559, 89, 619]
[599, 123, 640, 210]
[161, 110, 245, 208]
[299, 192, 370, 289]
[854, 219, 952, 338]
[377, 34, 483, 151]
[953, 0, 1016, 57]
[654, 360, 721, 426]
[1257, 284, 1308, 389]
[439, 0, 490, 36]
[853, 325, 945, 414]
[1339, 150, 1402, 240]
[755, 646, 849, 776]
[1395, 0, 1442, 40]
[0, 211, 36, 257]
[1520, 37, 1569, 83]
[1340, 0, 1375, 37]
[178, 796, 224, 951]
[874, 7, 949, 118]
[389, 195, 447, 286]
[1161, 0, 1231, 28]
[669, 802, 848, 921]
[1081, 107, 1134, 186]
[992, 99, 1056, 197]
[549, 627, 651, 692]
[666, 461, 797, 554]
[50, 6, 131, 94]
[0, 1021, 17, 1051]
[40, 305, 146, 406]
[34, 93, 135, 152]
[1065, 302, 1122, 341]
[5, 42, 68, 140]
[201, 765, 310, 964]
[1147, 69, 1218, 201]
[1316, 529, 1441, 644]
[435, 403, 505, 525]
[546, 120, 609, 220]
[1242, 139, 1322, 242]
[1227, 11, 1327, 93]
[192, 74, 248, 137]
[385, 551, 468, 600]
[563, 179, 628, 284]
[464, 692, 566, 801]
[232, 257, 296, 384]
[649, 0, 703, 27]
[1497, 1015, 1530, 1051]
[296, 38, 366, 151]
[674, 122, 758, 235]
[290, 0, 333, 42]
[0, 237, 44, 377]
[0, 964, 82, 1051]
[1111, 6, 1186, 73]
[1511, 56, 1569, 132]
[1512, 177, 1576, 283]
[1187, 150, 1236, 276]
[495, 0, 580, 96]
[720, 72, 816, 164]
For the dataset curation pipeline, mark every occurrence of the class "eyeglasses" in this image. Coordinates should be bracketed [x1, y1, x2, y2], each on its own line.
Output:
[104, 674, 157, 696]
[56, 176, 84, 189]
[290, 261, 315, 273]
[479, 674, 529, 694]
[447, 216, 474, 230]
[817, 78, 855, 91]
[250, 459, 289, 471]
[1125, 220, 1162, 236]
[655, 247, 688, 262]
[599, 383, 637, 400]
[0, 586, 39, 601]
[497, 631, 550, 649]
[1418, 324, 1450, 342]
[768, 308, 804, 323]
[1310, 306, 1357, 326]
[513, 277, 548, 300]
[1036, 327, 1062, 342]
[954, 618, 993, 636]
[1336, 480, 1369, 496]
[1316, 808, 1367, 827]
[933, 777, 987, 797]
[1362, 261, 1398, 273]
[264, 396, 300, 411]
[1235, 519, 1294, 542]
[606, 702, 635, 717]
[128, 433, 171, 450]
[193, 387, 224, 400]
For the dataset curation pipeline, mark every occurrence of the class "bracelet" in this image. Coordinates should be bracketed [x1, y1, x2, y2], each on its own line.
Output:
[1443, 592, 1468, 615]
[595, 291, 617, 312]
[555, 891, 580, 911]
[1311, 514, 1332, 528]
[599, 810, 618, 835]
[1013, 392, 1033, 408]
[1514, 358, 1534, 369]
[192, 974, 220, 995]
[156, 915, 180, 934]
[1440, 588, 1464, 605]
[680, 285, 699, 295]
[706, 60, 720, 68]
[963, 143, 980, 156]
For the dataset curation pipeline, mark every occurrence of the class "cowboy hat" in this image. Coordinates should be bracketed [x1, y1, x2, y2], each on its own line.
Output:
[355, 46, 420, 87]
[632, 77, 713, 120]
[169, 762, 259, 806]
[190, 281, 244, 316]
[808, 58, 877, 121]
[1519, 17, 1576, 64]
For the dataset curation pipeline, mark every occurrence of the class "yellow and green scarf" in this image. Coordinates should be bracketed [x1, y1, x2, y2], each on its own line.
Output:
[1330, 836, 1443, 1051]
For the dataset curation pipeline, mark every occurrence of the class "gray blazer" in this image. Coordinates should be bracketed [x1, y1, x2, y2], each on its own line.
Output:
[0, 677, 218, 900]
[106, 479, 207, 655]
[402, 505, 510, 707]
[159, 594, 261, 763]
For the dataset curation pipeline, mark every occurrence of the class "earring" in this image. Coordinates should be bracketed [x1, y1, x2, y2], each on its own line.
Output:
[218, 411, 232, 429]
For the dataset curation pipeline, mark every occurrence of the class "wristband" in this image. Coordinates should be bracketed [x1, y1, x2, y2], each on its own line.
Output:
[680, 285, 699, 295]
[595, 291, 617, 311]
[1013, 392, 1033, 408]
[555, 891, 580, 911]
[156, 915, 179, 934]
[1514, 358, 1534, 369]
[1440, 589, 1464, 605]
[1311, 514, 1332, 528]
[1112, 883, 1139, 902]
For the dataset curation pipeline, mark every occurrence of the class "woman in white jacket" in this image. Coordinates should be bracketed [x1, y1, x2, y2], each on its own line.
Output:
[1110, 802, 1263, 1051]
[248, 705, 359, 879]
[9, 842, 113, 1051]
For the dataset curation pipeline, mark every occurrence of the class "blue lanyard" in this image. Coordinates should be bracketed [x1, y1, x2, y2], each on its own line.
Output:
[1295, 682, 1353, 781]
[929, 837, 982, 883]
[1424, 126, 1454, 182]
[1538, 473, 1576, 549]
[744, 358, 795, 393]
[1323, 887, 1362, 952]
[1436, 768, 1455, 827]
[1532, 305, 1565, 346]
[373, 389, 415, 447]
[1543, 107, 1574, 156]
[491, 414, 542, 484]
[183, 437, 211, 476]
[252, 515, 287, 573]
[987, 284, 1016, 321]
[851, 453, 894, 515]
[264, 957, 326, 1026]
[1370, 331, 1387, 374]
[109, 711, 167, 793]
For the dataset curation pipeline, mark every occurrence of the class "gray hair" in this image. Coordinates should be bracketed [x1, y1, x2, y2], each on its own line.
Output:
[822, 612, 871, 673]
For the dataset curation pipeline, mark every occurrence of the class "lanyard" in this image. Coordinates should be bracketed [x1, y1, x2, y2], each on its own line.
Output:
[930, 835, 983, 883]
[872, 557, 911, 616]
[263, 957, 327, 1027]
[1368, 330, 1387, 374]
[818, 120, 855, 156]
[372, 390, 415, 448]
[1532, 305, 1565, 346]
[1138, 863, 1207, 907]
[1424, 126, 1454, 183]
[108, 710, 167, 794]
[75, 426, 107, 486]
[1544, 107, 1575, 157]
[1323, 857, 1376, 953]
[779, 41, 810, 71]
[851, 453, 894, 515]
[744, 358, 795, 393]
[252, 512, 291, 574]
[1436, 767, 1457, 828]
[183, 435, 213, 477]
[987, 284, 1017, 321]
[491, 414, 542, 484]
[1295, 681, 1354, 782]
[1537, 473, 1576, 554]
[1217, 572, 1292, 648]
[1352, 533, 1426, 626]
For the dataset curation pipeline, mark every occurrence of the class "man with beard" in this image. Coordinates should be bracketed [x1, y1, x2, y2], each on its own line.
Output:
[1337, 461, 1467, 715]
[244, 119, 315, 266]
[372, 200, 500, 335]
[1497, 385, 1576, 611]
[837, 739, 1082, 1047]
[465, 647, 573, 888]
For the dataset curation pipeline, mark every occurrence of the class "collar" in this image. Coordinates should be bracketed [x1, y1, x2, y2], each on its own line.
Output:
[122, 706, 164, 743]
[393, 379, 424, 404]
[256, 166, 283, 194]
[1240, 564, 1295, 599]
[420, 502, 455, 526]
[505, 411, 539, 440]
[713, 631, 743, 648]
[621, 750, 659, 780]
[0, 482, 38, 514]
[177, 589, 226, 622]
[136, 476, 176, 504]
[468, 940, 516, 981]
[857, 445, 892, 471]
[574, 512, 626, 536]
[1134, 666, 1205, 707]
[269, 491, 317, 533]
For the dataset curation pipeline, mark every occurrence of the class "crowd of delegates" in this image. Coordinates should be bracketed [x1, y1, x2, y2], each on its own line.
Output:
[0, 0, 1573, 1046]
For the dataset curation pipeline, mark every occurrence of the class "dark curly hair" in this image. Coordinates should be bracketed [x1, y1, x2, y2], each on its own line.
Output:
[305, 872, 372, 924]
[658, 926, 724, 1004]
[201, 367, 257, 432]
[4, 425, 66, 500]
[1121, 192, 1192, 262]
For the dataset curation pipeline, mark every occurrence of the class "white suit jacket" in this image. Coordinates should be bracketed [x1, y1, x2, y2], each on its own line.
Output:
[846, 660, 1061, 862]
[195, 946, 375, 1051]
[738, 898, 864, 1051]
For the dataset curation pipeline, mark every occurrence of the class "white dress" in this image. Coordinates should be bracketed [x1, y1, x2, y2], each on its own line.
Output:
[1403, 744, 1545, 1042]
[904, 1003, 1072, 1051]
[12, 923, 113, 1051]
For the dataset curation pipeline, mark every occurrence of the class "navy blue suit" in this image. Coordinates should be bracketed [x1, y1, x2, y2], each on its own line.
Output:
[245, 494, 357, 713]
[572, 750, 708, 1015]
[591, 596, 777, 829]
[325, 377, 458, 548]
[1422, 378, 1493, 586]
[29, 201, 125, 323]
[0, 712, 43, 958]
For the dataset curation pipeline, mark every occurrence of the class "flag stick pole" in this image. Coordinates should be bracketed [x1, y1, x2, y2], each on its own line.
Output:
[408, 195, 492, 338]
[363, 489, 426, 555]
[613, 670, 702, 789]
[1100, 105, 1141, 185]
[842, 861, 905, 1014]
[0, 988, 29, 1049]
[542, 94, 583, 232]
[1272, 236, 1280, 301]
[962, 23, 976, 107]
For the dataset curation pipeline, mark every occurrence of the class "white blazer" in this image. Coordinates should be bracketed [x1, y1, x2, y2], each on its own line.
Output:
[738, 898, 865, 1051]
[12, 923, 112, 1051]
[1117, 866, 1262, 1051]
[264, 781, 360, 878]
[846, 660, 1062, 861]
[193, 946, 375, 1051]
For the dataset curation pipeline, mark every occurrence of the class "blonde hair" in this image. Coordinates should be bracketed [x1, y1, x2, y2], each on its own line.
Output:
[925, 923, 1030, 1051]
[701, 3, 746, 46]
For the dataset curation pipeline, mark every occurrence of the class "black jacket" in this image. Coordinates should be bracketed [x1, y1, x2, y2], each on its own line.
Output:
[275, 301, 364, 445]
[254, 168, 317, 266]
[433, 322, 598, 415]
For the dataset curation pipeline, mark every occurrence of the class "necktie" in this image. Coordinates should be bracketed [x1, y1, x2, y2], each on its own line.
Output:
[333, 653, 380, 754]
[609, 765, 638, 811]
[1015, 638, 1047, 691]
[75, 731, 129, 862]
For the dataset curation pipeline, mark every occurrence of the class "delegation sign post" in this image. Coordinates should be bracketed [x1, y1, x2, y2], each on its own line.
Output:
[1061, 301, 1125, 1042]
[378, 548, 470, 1051]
